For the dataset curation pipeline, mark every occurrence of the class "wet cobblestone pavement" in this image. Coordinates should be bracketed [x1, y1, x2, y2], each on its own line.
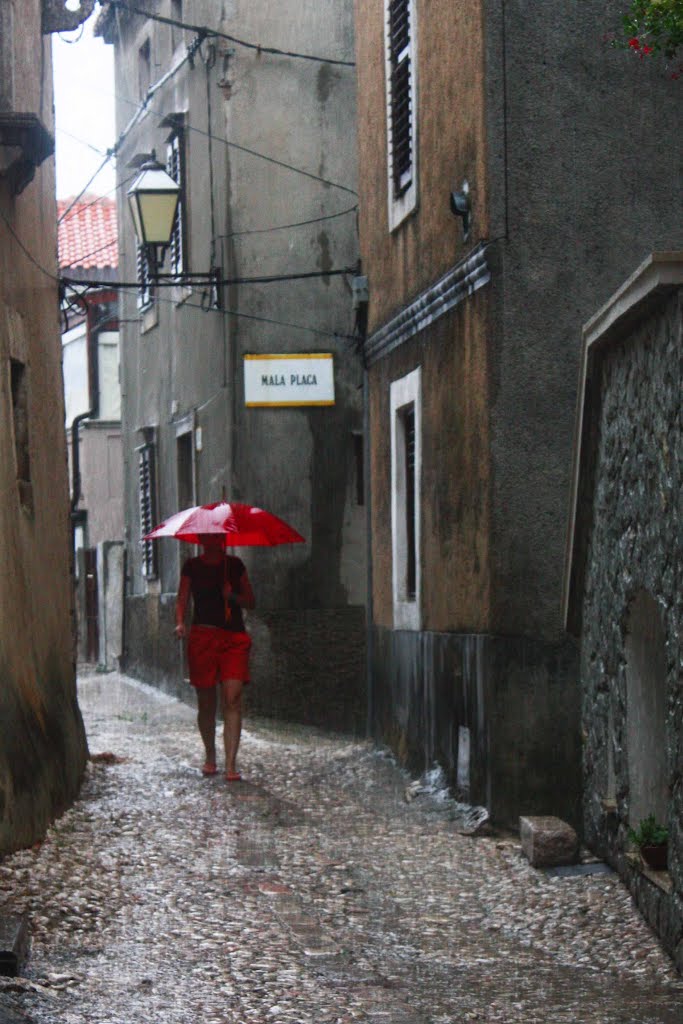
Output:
[1, 671, 682, 1023]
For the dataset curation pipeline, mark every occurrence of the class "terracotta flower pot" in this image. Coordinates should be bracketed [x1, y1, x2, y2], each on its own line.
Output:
[640, 843, 668, 871]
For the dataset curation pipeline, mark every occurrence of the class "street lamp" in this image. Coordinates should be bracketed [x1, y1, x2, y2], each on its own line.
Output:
[127, 157, 180, 275]
[127, 154, 221, 304]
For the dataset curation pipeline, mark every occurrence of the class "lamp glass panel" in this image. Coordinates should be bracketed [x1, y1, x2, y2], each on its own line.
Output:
[136, 190, 179, 245]
[128, 193, 145, 242]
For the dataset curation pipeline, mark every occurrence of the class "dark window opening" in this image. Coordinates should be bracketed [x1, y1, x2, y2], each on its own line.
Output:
[388, 0, 413, 198]
[10, 358, 32, 510]
[176, 432, 194, 512]
[353, 432, 364, 506]
[138, 38, 151, 99]
[402, 404, 416, 600]
[138, 443, 158, 579]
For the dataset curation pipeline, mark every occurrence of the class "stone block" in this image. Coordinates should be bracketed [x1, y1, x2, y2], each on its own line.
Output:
[520, 815, 579, 868]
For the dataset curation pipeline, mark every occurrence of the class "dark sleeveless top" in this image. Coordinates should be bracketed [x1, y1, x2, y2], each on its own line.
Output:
[181, 555, 247, 632]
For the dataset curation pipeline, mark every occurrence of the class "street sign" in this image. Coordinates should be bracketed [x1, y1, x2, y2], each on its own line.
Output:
[244, 353, 335, 407]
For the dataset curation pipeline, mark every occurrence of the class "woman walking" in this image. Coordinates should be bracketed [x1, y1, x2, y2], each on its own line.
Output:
[174, 534, 255, 780]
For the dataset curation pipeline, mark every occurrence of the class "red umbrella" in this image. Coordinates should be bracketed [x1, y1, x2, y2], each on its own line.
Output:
[143, 501, 305, 546]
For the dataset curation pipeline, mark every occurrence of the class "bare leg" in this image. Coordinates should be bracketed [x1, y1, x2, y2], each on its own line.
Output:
[196, 687, 218, 767]
[221, 679, 243, 777]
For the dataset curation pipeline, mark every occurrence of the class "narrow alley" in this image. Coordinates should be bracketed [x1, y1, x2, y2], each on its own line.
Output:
[1, 672, 682, 1024]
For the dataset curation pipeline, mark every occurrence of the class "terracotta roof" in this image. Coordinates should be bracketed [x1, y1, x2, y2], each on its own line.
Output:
[58, 194, 118, 271]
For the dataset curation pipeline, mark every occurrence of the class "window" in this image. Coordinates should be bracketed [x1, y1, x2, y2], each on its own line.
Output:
[136, 243, 154, 309]
[10, 358, 32, 510]
[176, 429, 194, 511]
[138, 440, 158, 579]
[390, 366, 421, 629]
[384, 0, 418, 230]
[166, 124, 186, 278]
[138, 38, 151, 99]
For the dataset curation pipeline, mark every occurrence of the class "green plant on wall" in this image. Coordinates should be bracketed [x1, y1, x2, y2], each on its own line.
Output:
[628, 814, 669, 848]
[612, 0, 683, 76]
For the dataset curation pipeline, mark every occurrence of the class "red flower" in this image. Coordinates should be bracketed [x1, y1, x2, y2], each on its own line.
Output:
[628, 37, 641, 49]
[642, 44, 654, 55]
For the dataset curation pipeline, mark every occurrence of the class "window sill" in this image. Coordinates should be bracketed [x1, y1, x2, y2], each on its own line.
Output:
[139, 303, 158, 334]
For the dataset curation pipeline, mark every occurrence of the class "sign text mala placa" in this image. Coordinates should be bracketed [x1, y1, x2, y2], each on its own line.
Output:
[244, 354, 335, 407]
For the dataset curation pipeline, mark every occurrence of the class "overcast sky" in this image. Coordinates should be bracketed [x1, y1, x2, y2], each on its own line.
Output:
[52, 14, 116, 200]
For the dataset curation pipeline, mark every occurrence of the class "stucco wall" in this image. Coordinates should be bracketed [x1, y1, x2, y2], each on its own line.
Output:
[579, 290, 682, 968]
[369, 295, 492, 632]
[355, 0, 489, 329]
[105, 0, 366, 727]
[0, 1, 88, 853]
[484, 0, 683, 637]
[72, 423, 124, 545]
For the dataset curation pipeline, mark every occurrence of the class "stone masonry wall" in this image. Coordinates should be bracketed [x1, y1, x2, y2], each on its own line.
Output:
[580, 289, 682, 968]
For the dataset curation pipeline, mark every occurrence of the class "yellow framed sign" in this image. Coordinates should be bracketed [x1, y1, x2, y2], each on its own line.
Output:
[244, 353, 335, 407]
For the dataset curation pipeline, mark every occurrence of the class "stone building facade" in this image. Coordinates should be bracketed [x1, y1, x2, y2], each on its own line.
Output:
[96, 1, 366, 732]
[564, 253, 683, 970]
[354, 0, 683, 826]
[0, 0, 89, 854]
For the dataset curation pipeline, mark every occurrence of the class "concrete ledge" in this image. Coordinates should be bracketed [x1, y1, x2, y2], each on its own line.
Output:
[520, 815, 579, 868]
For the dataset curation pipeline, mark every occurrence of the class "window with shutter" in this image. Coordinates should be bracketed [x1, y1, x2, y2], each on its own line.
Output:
[136, 244, 154, 309]
[166, 129, 185, 278]
[138, 443, 158, 579]
[384, 0, 418, 230]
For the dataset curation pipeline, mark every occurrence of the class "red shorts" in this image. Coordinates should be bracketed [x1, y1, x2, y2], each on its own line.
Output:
[187, 625, 252, 688]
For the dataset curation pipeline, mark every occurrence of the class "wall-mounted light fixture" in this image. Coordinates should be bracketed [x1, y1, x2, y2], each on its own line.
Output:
[449, 180, 471, 241]
[127, 154, 221, 303]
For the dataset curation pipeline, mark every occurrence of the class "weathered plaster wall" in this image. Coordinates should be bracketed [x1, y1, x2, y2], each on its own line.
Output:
[105, 0, 365, 727]
[74, 424, 124, 545]
[580, 291, 682, 968]
[355, 0, 489, 330]
[484, 0, 683, 638]
[369, 295, 492, 631]
[0, 1, 88, 853]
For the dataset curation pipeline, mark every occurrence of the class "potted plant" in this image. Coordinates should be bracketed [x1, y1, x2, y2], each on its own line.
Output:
[609, 0, 683, 78]
[628, 814, 669, 870]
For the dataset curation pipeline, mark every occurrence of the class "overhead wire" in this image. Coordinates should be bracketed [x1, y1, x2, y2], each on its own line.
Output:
[42, 9, 360, 342]
[220, 203, 359, 239]
[0, 207, 355, 341]
[62, 267, 357, 290]
[58, 153, 115, 224]
[55, 126, 110, 156]
[59, 172, 136, 224]
[100, 0, 356, 67]
[104, 68, 358, 197]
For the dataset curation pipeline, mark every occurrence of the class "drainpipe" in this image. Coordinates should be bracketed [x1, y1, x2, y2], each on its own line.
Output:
[70, 298, 100, 518]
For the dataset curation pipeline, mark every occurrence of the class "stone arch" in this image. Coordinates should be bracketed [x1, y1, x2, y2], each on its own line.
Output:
[624, 589, 669, 829]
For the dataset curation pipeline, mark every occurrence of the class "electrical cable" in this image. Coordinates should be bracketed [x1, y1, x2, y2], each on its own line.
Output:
[58, 153, 114, 225]
[56, 29, 203, 228]
[79, 277, 356, 340]
[58, 172, 136, 228]
[101, 0, 355, 67]
[55, 126, 110, 156]
[62, 267, 357, 289]
[59, 238, 119, 269]
[220, 203, 359, 239]
[106, 76, 358, 197]
[0, 205, 60, 282]
[0, 210, 353, 341]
